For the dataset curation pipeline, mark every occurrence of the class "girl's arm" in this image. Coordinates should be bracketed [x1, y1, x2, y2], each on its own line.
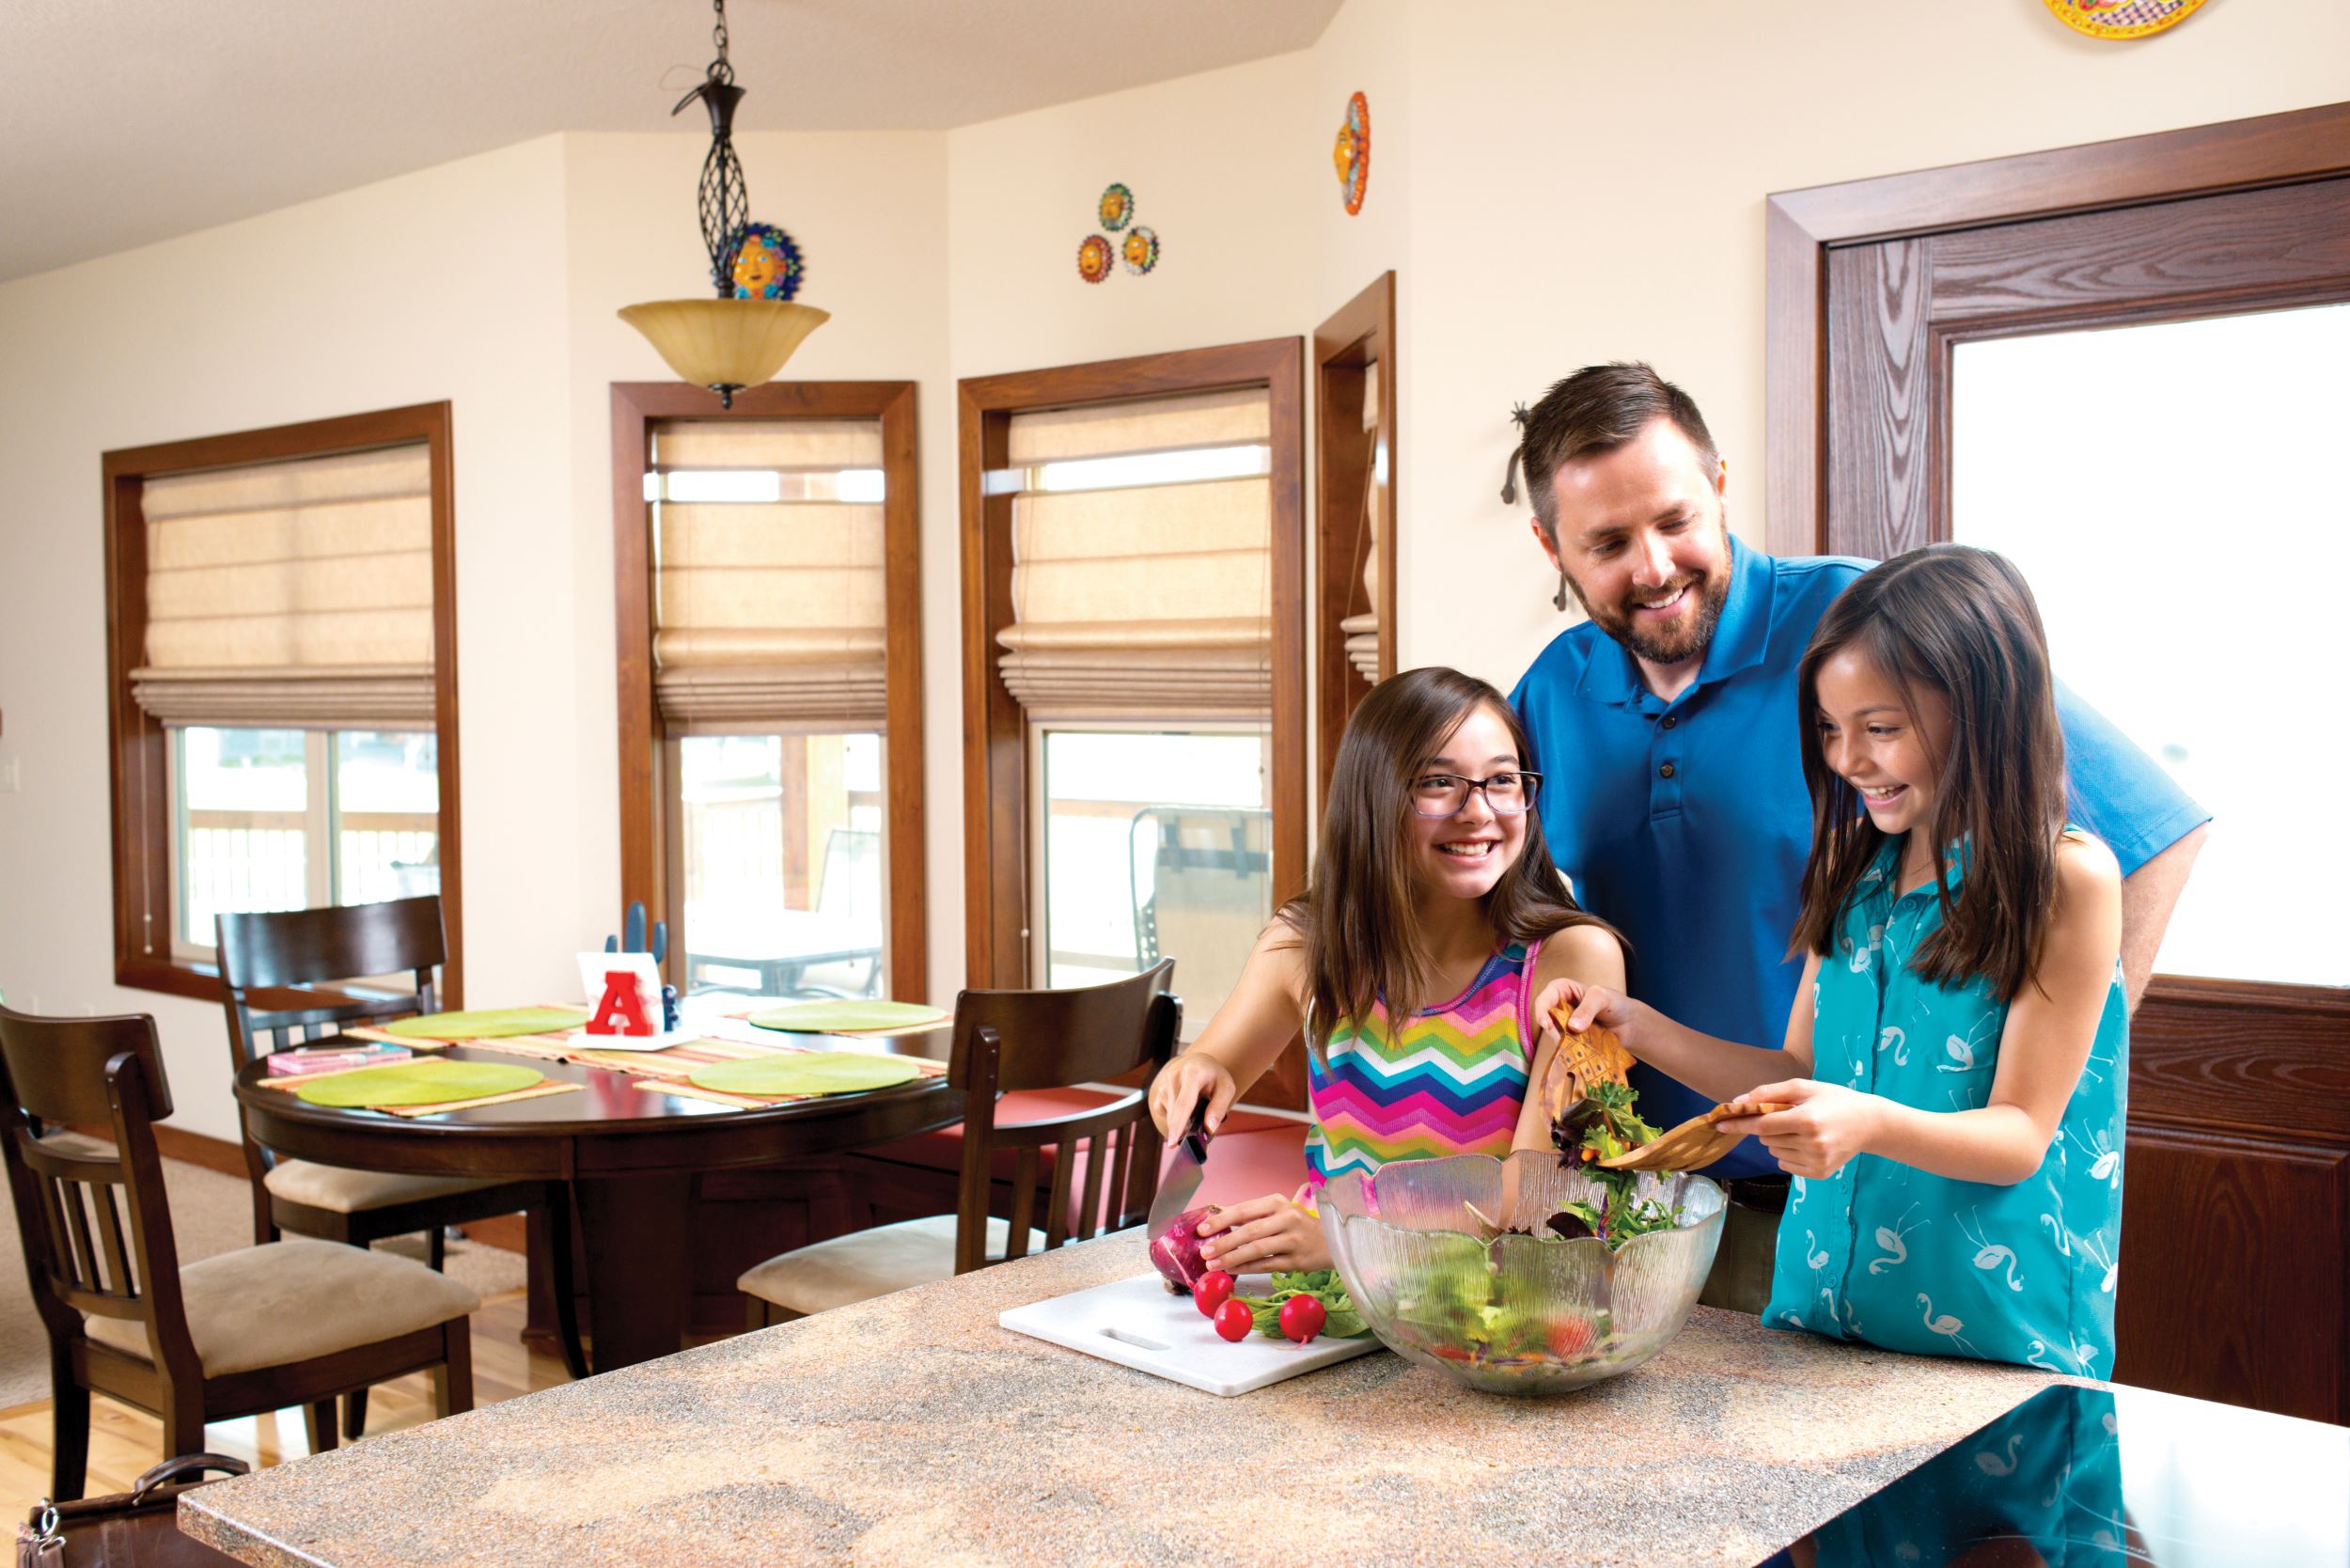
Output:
[1510, 923, 1630, 1153]
[1528, 953, 1820, 1117]
[1146, 918, 1309, 1139]
[1728, 835, 2123, 1184]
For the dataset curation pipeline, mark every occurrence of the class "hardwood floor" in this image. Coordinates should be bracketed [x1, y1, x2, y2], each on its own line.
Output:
[0, 1289, 572, 1515]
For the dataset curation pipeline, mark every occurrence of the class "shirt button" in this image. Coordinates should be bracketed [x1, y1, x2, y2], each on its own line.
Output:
[1659, 762, 1676, 779]
[1661, 714, 1678, 729]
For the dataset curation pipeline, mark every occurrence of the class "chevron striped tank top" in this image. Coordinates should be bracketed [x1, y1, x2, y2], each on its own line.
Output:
[1303, 939, 1543, 1188]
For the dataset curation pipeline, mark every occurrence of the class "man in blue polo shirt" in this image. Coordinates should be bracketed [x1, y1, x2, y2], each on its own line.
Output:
[1508, 363, 2209, 1309]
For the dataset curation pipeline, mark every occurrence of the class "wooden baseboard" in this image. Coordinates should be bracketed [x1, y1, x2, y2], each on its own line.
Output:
[150, 1123, 248, 1178]
[147, 1123, 527, 1255]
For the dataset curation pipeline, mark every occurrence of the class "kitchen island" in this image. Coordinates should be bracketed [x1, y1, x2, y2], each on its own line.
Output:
[181, 1231, 2051, 1567]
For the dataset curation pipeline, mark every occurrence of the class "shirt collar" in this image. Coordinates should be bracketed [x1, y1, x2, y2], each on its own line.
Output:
[1572, 532, 1772, 710]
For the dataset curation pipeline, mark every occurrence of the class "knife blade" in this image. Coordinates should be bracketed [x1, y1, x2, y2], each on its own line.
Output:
[1146, 1102, 1212, 1238]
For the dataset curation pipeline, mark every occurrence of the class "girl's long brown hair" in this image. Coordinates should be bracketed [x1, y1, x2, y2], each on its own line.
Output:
[1790, 545, 2068, 1001]
[1281, 666, 1619, 1049]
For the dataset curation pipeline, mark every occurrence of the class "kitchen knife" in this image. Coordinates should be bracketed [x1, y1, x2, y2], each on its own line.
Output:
[1145, 1102, 1212, 1238]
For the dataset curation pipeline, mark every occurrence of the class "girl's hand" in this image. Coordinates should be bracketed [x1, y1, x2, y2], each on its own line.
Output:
[1197, 1185, 1329, 1274]
[1149, 1051, 1237, 1140]
[1531, 978, 1641, 1046]
[1716, 1079, 1883, 1180]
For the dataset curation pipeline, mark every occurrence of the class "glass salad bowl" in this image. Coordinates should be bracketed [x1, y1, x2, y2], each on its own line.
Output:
[1318, 1151, 1726, 1396]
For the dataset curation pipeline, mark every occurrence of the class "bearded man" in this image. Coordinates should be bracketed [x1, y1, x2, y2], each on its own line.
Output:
[1508, 363, 2210, 1310]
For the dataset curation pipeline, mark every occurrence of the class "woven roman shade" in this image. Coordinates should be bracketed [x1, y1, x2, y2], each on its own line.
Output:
[650, 419, 886, 729]
[1341, 362, 1383, 683]
[131, 445, 434, 729]
[999, 389, 1272, 716]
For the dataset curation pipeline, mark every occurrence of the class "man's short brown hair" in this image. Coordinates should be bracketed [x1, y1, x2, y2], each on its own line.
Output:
[1518, 363, 1720, 541]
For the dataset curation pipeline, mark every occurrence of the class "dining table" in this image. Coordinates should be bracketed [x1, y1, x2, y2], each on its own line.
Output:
[231, 1008, 961, 1372]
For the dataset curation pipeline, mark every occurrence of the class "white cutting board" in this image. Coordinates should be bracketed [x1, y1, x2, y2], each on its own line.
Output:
[999, 1273, 1383, 1396]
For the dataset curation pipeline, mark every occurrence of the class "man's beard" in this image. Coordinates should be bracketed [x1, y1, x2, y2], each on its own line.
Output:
[1562, 562, 1731, 666]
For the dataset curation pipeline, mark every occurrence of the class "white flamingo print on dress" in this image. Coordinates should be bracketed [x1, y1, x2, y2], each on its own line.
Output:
[2068, 1125, 2122, 1186]
[1916, 1293, 1974, 1355]
[2037, 1212, 2073, 1258]
[1935, 1014, 1997, 1075]
[1974, 1434, 2023, 1477]
[1959, 1209, 2025, 1292]
[1869, 1203, 1922, 1276]
[2023, 1339, 2061, 1372]
[2078, 1230, 2119, 1294]
[1876, 1025, 1909, 1067]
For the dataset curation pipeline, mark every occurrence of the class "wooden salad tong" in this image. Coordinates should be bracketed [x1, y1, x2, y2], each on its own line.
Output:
[1598, 1099, 1792, 1172]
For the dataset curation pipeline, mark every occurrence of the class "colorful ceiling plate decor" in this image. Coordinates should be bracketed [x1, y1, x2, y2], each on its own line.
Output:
[1076, 233, 1114, 284]
[2044, 0, 2209, 39]
[1121, 227, 1160, 275]
[1335, 91, 1371, 214]
[1099, 182, 1136, 231]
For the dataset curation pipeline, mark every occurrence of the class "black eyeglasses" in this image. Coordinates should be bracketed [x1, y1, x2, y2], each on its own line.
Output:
[1411, 771, 1542, 818]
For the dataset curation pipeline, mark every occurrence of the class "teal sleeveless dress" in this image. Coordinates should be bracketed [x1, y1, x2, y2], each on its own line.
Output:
[1763, 837, 2127, 1375]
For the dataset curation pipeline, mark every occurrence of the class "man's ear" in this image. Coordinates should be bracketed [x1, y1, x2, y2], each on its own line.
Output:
[1713, 456, 1730, 503]
[1529, 515, 1565, 574]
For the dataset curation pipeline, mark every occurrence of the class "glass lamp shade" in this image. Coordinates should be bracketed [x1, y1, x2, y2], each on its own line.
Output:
[618, 299, 830, 402]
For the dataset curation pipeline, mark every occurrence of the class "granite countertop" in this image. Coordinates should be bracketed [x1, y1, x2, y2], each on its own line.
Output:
[181, 1232, 2052, 1568]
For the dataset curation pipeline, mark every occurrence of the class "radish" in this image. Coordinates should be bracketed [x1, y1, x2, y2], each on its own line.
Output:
[1278, 1294, 1327, 1343]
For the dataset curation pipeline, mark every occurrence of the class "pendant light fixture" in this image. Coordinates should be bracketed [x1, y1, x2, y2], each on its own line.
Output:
[619, 0, 827, 407]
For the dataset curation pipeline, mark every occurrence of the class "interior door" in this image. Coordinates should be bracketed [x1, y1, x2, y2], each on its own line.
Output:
[1793, 136, 2350, 1421]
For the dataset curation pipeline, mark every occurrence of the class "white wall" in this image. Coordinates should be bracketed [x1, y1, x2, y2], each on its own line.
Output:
[0, 0, 2342, 1139]
[1392, 0, 2350, 687]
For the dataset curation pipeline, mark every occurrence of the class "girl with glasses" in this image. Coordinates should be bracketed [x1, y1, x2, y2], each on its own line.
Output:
[1149, 666, 1626, 1274]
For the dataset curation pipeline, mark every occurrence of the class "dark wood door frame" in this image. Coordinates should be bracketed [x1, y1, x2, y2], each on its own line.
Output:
[610, 381, 927, 1003]
[1764, 102, 2350, 1422]
[1766, 101, 2350, 558]
[956, 339, 1308, 1099]
[1313, 272, 1398, 813]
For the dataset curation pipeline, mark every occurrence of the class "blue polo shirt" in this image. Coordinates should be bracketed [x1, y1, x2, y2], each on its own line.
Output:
[1512, 538, 2207, 1178]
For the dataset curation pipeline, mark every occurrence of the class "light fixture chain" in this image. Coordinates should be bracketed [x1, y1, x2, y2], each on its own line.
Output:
[708, 0, 734, 86]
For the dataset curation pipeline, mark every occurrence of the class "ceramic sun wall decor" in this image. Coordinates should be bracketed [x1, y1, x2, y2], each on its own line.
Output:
[1077, 183, 1162, 283]
[729, 223, 806, 301]
[1077, 233, 1115, 285]
[2044, 0, 2209, 39]
[1335, 91, 1370, 214]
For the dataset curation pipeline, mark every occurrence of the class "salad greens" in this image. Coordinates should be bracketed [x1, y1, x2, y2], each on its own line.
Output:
[1234, 1269, 1371, 1340]
[1552, 1079, 1682, 1247]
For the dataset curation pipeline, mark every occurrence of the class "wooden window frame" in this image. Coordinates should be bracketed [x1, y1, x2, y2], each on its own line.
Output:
[1313, 271, 1398, 811]
[611, 381, 927, 1002]
[958, 340, 1307, 1100]
[103, 401, 463, 1004]
[1764, 102, 2350, 1421]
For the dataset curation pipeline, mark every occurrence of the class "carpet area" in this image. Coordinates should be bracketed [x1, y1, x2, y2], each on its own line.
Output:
[0, 1157, 525, 1408]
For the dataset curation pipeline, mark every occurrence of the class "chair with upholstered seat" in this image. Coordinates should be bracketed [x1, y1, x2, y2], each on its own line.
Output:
[738, 961, 1182, 1324]
[214, 896, 585, 1436]
[0, 1003, 479, 1504]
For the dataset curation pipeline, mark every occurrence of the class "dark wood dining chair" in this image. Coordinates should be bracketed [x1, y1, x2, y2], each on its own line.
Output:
[737, 961, 1182, 1325]
[214, 896, 586, 1437]
[0, 1003, 479, 1504]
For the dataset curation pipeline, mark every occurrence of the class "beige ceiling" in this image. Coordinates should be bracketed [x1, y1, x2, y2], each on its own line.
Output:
[0, 0, 1344, 284]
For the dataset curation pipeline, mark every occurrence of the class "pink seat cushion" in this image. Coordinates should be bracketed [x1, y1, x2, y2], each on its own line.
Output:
[860, 1090, 1309, 1216]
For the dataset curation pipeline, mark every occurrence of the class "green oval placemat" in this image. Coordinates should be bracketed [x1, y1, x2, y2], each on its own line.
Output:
[383, 1008, 587, 1040]
[687, 1054, 923, 1098]
[296, 1060, 544, 1107]
[745, 1000, 950, 1034]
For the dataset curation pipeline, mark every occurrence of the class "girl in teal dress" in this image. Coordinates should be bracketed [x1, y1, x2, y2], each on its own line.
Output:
[1539, 544, 2126, 1372]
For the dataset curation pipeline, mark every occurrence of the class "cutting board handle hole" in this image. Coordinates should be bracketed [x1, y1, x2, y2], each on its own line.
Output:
[1102, 1326, 1172, 1352]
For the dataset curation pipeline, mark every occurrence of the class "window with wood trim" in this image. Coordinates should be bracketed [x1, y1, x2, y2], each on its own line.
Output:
[1314, 272, 1398, 810]
[103, 403, 462, 1002]
[960, 341, 1307, 1105]
[612, 382, 924, 1004]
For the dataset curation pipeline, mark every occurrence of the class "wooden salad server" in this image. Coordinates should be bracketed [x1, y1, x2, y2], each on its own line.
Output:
[1598, 1100, 1792, 1172]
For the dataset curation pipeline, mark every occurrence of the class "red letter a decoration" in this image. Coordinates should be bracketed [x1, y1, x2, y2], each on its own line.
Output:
[587, 969, 652, 1035]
